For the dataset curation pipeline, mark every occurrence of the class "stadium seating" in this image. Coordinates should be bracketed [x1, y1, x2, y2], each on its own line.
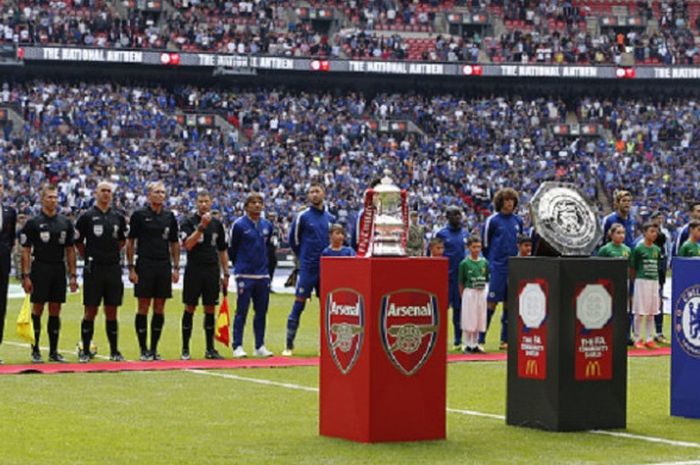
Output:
[0, 0, 699, 64]
[0, 81, 694, 243]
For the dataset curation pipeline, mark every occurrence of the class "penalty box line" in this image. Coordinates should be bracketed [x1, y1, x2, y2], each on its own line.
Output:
[186, 370, 700, 450]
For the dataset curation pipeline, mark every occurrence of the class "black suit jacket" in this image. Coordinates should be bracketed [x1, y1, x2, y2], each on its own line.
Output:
[0, 205, 16, 272]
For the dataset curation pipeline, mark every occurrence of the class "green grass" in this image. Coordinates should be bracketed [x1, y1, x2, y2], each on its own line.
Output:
[0, 293, 698, 465]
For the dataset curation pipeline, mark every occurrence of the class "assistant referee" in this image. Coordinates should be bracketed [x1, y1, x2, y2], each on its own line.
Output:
[75, 181, 127, 362]
[126, 181, 180, 361]
[20, 185, 78, 363]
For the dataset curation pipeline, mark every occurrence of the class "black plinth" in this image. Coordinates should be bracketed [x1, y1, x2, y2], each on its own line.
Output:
[506, 257, 628, 431]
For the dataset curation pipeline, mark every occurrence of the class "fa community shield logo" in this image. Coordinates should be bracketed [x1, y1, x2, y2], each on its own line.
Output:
[380, 289, 439, 376]
[675, 285, 700, 358]
[325, 288, 365, 375]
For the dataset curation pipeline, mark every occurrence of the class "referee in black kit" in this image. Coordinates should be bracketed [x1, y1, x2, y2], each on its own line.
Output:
[74, 181, 127, 362]
[20, 185, 78, 363]
[0, 174, 16, 364]
[126, 181, 180, 361]
[180, 190, 228, 360]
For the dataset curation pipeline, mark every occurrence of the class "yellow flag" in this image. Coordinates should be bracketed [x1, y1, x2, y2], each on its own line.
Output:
[16, 295, 34, 344]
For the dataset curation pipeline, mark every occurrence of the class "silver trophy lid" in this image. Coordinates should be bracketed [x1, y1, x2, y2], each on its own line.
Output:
[373, 170, 401, 195]
[529, 182, 602, 256]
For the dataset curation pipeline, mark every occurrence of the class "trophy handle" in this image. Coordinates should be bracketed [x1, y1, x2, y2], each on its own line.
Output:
[356, 189, 376, 257]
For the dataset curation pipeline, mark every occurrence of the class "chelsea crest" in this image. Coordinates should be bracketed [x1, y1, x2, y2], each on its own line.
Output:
[675, 285, 700, 358]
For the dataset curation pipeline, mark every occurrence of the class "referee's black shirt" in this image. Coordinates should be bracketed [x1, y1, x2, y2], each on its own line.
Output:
[75, 206, 127, 265]
[20, 211, 75, 263]
[128, 206, 179, 262]
[181, 214, 227, 266]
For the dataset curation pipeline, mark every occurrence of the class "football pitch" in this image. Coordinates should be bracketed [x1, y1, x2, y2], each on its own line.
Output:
[1, 292, 699, 465]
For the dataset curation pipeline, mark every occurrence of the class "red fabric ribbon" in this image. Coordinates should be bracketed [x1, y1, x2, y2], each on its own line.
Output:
[356, 189, 376, 257]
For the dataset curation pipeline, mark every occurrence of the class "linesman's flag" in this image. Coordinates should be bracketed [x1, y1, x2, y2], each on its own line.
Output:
[215, 298, 231, 346]
[16, 295, 34, 344]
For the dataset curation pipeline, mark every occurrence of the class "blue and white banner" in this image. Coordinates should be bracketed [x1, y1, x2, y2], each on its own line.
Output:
[671, 258, 700, 418]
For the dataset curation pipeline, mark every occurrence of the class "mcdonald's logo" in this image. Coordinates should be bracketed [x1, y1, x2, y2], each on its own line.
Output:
[585, 361, 601, 378]
[525, 359, 539, 376]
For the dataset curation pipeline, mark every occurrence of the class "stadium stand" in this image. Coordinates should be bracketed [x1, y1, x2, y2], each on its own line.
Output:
[0, 79, 697, 245]
[1, 0, 699, 65]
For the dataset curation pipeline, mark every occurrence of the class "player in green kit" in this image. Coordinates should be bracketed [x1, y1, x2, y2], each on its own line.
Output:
[459, 236, 489, 354]
[598, 223, 632, 259]
[678, 220, 700, 257]
[630, 223, 662, 350]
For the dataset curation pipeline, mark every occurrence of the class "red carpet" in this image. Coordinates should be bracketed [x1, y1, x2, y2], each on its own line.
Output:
[0, 356, 319, 375]
[0, 347, 670, 375]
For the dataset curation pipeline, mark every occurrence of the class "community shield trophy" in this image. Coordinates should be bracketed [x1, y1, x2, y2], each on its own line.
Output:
[529, 182, 602, 256]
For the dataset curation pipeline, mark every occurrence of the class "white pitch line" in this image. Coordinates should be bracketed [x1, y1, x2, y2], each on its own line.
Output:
[186, 369, 319, 392]
[588, 430, 700, 449]
[4, 340, 700, 452]
[183, 370, 700, 450]
[644, 462, 700, 465]
[446, 408, 505, 420]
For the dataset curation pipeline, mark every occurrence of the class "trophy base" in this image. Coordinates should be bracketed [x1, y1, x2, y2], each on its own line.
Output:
[372, 243, 407, 257]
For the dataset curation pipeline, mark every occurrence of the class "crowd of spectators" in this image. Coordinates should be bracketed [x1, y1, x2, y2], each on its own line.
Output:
[0, 0, 699, 65]
[0, 80, 698, 245]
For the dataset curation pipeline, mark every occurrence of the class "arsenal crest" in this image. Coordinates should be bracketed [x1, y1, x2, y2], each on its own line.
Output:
[325, 288, 364, 375]
[380, 289, 439, 376]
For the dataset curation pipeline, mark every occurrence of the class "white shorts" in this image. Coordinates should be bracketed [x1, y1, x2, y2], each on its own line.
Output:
[461, 288, 487, 333]
[632, 279, 660, 316]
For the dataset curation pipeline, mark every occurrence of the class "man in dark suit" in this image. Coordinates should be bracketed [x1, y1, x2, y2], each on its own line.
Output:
[0, 175, 17, 363]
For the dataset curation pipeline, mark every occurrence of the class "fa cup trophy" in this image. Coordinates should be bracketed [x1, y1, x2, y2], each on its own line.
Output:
[356, 171, 409, 257]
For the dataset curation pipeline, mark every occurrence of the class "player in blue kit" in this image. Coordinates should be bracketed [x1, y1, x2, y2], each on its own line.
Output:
[602, 190, 636, 250]
[228, 193, 274, 358]
[602, 189, 637, 345]
[431, 206, 467, 349]
[480, 188, 523, 350]
[283, 182, 334, 356]
[322, 224, 356, 257]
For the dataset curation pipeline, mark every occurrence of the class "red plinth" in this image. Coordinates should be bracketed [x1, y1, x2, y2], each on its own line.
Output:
[319, 257, 448, 443]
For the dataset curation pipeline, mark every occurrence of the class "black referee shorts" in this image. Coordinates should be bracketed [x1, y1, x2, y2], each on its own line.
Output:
[30, 262, 66, 304]
[135, 260, 172, 299]
[83, 263, 124, 307]
[183, 264, 220, 306]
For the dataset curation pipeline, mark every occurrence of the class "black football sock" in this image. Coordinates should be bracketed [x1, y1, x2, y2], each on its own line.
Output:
[48, 316, 60, 354]
[81, 319, 94, 354]
[106, 319, 119, 354]
[135, 314, 148, 352]
[181, 311, 193, 352]
[204, 313, 215, 352]
[150, 313, 164, 353]
[32, 314, 41, 352]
